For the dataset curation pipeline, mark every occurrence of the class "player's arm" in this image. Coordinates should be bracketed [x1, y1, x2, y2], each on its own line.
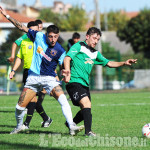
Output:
[107, 59, 137, 68]
[7, 42, 17, 62]
[54, 69, 59, 81]
[0, 6, 28, 33]
[62, 56, 71, 83]
[9, 57, 22, 79]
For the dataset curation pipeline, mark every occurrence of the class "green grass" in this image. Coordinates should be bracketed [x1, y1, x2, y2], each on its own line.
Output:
[0, 89, 150, 149]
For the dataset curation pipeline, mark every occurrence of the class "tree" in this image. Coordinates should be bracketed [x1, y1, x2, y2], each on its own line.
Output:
[38, 8, 61, 28]
[117, 8, 150, 58]
[60, 6, 88, 31]
[0, 28, 22, 57]
[92, 10, 129, 31]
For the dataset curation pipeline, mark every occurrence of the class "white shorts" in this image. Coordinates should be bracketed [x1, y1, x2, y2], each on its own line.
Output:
[24, 74, 60, 95]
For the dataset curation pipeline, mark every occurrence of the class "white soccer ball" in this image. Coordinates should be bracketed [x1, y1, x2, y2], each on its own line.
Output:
[142, 123, 150, 138]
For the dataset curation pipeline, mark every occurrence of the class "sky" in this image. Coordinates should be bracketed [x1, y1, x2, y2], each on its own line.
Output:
[17, 0, 150, 13]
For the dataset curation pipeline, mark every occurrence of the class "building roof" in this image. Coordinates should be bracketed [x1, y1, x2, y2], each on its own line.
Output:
[0, 10, 35, 23]
[125, 11, 139, 18]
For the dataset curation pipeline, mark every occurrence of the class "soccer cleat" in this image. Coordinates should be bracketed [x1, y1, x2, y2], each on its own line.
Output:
[21, 124, 29, 131]
[41, 117, 53, 128]
[10, 127, 22, 134]
[85, 131, 96, 137]
[69, 123, 84, 136]
[10, 124, 29, 134]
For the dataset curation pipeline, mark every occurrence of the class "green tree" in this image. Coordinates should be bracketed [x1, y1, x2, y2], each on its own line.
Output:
[0, 28, 22, 57]
[117, 8, 150, 58]
[60, 6, 88, 31]
[92, 10, 129, 31]
[38, 8, 61, 28]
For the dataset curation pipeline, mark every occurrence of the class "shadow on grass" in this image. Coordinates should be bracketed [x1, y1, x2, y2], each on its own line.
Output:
[0, 141, 70, 150]
[21, 130, 69, 136]
[0, 110, 14, 113]
[0, 124, 16, 128]
[0, 129, 69, 136]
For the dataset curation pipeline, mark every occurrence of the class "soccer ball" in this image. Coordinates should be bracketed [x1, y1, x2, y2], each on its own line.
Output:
[142, 123, 150, 138]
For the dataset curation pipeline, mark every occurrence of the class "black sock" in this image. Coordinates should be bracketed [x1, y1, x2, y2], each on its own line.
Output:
[37, 91, 45, 104]
[73, 110, 83, 124]
[65, 110, 83, 128]
[35, 100, 48, 121]
[24, 102, 36, 126]
[82, 108, 92, 134]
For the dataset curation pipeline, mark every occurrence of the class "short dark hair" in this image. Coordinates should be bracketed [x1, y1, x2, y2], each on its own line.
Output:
[86, 27, 102, 36]
[27, 21, 38, 28]
[35, 19, 43, 25]
[46, 25, 59, 34]
[72, 32, 80, 39]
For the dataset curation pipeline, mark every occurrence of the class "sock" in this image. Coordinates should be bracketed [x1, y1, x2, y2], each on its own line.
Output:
[73, 110, 83, 124]
[82, 108, 92, 134]
[24, 102, 36, 127]
[65, 110, 83, 128]
[37, 91, 45, 104]
[35, 100, 48, 121]
[15, 104, 25, 129]
[58, 94, 73, 128]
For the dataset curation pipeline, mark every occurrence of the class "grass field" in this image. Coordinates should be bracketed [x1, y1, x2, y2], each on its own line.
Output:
[0, 89, 150, 150]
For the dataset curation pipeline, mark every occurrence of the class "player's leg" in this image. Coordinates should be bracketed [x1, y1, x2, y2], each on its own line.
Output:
[23, 96, 37, 128]
[37, 89, 46, 104]
[35, 89, 52, 127]
[66, 82, 95, 136]
[79, 97, 95, 136]
[10, 88, 36, 134]
[36, 98, 52, 128]
[51, 85, 84, 135]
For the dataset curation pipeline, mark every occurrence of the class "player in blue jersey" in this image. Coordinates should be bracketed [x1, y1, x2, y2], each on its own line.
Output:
[0, 6, 84, 135]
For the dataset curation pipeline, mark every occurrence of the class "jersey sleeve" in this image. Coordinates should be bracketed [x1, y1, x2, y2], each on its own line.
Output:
[58, 51, 66, 65]
[27, 29, 38, 42]
[15, 34, 28, 46]
[66, 42, 81, 59]
[94, 51, 109, 66]
[16, 49, 23, 59]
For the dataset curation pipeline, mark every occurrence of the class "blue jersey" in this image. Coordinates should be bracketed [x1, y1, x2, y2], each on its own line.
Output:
[27, 29, 66, 77]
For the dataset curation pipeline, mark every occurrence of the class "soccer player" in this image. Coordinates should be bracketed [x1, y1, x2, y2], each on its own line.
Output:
[0, 6, 84, 135]
[67, 32, 80, 51]
[35, 19, 43, 31]
[9, 21, 52, 130]
[62, 27, 137, 136]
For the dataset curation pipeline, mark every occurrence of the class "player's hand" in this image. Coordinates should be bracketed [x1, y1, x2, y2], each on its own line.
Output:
[61, 69, 70, 83]
[7, 57, 14, 63]
[9, 71, 15, 79]
[125, 59, 137, 66]
[0, 6, 7, 16]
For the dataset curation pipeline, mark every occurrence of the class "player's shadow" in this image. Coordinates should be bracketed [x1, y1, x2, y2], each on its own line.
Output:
[25, 130, 69, 136]
[0, 124, 16, 128]
[0, 141, 69, 150]
[0, 110, 14, 113]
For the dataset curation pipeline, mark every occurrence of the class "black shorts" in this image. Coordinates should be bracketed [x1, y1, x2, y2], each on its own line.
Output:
[66, 82, 91, 106]
[23, 69, 29, 85]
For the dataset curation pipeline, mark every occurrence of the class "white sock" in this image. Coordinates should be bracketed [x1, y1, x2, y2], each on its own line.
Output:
[15, 104, 25, 129]
[58, 94, 74, 128]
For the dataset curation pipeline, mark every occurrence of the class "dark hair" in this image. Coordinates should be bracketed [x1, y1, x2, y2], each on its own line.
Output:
[72, 32, 80, 39]
[27, 21, 38, 28]
[86, 27, 102, 36]
[35, 19, 43, 25]
[46, 25, 59, 34]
